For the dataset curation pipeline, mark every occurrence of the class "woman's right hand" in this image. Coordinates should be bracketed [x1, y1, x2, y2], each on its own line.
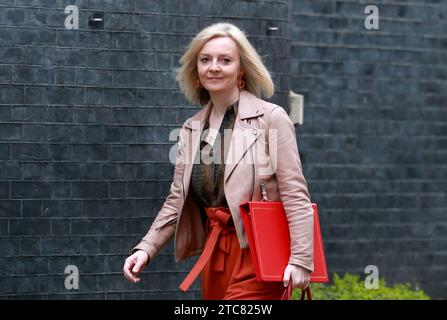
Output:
[123, 250, 149, 283]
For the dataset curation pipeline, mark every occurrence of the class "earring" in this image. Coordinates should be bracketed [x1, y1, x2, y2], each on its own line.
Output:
[195, 79, 202, 89]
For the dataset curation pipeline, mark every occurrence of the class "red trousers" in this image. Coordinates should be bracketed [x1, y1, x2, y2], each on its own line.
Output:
[180, 207, 289, 300]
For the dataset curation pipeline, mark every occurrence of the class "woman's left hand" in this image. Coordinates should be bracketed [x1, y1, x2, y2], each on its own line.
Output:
[283, 264, 310, 289]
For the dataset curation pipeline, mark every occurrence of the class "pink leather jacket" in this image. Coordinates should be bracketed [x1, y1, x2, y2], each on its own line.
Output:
[132, 90, 314, 272]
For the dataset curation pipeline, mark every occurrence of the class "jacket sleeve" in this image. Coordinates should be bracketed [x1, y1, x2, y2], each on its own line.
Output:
[268, 106, 314, 272]
[130, 122, 188, 262]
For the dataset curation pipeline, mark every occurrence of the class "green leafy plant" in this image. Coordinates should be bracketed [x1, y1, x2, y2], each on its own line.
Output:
[291, 273, 430, 300]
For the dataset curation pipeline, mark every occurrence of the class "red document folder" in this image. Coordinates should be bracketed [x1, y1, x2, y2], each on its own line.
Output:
[239, 202, 328, 283]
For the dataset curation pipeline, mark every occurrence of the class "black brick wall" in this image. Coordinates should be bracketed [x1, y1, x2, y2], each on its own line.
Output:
[0, 0, 290, 299]
[291, 0, 447, 298]
[0, 0, 446, 300]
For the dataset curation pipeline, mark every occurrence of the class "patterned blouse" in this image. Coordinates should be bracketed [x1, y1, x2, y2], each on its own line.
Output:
[190, 100, 239, 213]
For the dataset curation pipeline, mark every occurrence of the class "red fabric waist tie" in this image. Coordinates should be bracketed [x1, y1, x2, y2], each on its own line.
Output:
[179, 207, 235, 292]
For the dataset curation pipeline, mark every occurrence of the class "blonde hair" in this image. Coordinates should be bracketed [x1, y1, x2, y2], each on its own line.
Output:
[176, 22, 274, 105]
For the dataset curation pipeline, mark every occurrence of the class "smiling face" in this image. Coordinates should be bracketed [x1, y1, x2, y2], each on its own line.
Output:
[197, 36, 242, 95]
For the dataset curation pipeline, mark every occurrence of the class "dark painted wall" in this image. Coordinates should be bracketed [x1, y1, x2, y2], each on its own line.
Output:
[0, 0, 446, 299]
[0, 0, 290, 299]
[290, 0, 447, 298]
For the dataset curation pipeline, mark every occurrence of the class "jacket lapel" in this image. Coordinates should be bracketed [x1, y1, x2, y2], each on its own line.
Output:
[224, 90, 264, 183]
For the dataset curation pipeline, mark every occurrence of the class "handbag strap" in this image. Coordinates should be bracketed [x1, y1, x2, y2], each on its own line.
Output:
[281, 282, 292, 300]
[280, 284, 312, 300]
[250, 147, 256, 201]
[300, 287, 312, 300]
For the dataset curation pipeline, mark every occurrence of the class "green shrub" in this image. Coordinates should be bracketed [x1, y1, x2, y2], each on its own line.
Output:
[291, 273, 430, 300]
